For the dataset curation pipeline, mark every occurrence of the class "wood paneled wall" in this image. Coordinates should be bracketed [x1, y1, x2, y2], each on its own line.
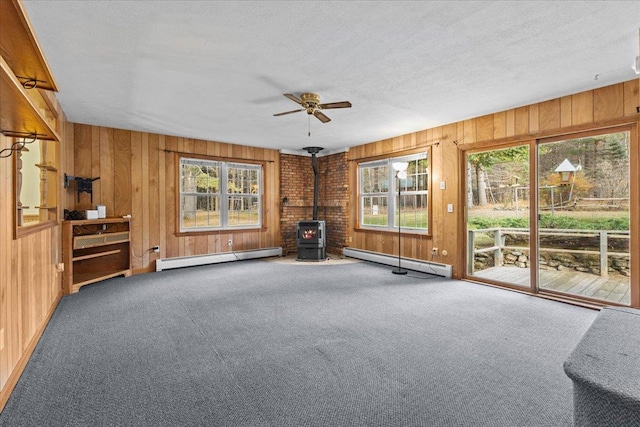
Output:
[347, 80, 640, 279]
[69, 124, 281, 272]
[0, 101, 67, 410]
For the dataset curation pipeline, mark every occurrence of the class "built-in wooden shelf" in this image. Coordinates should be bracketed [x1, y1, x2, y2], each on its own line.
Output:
[0, 0, 58, 92]
[35, 163, 57, 171]
[62, 218, 132, 294]
[0, 55, 59, 141]
[73, 249, 122, 262]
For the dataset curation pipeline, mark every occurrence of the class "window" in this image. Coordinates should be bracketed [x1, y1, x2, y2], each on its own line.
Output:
[180, 158, 261, 231]
[359, 153, 428, 232]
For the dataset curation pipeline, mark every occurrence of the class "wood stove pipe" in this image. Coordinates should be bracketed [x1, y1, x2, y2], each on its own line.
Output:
[303, 146, 323, 220]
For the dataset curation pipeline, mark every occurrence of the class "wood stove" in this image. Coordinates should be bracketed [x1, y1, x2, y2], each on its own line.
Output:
[296, 220, 326, 261]
[296, 146, 327, 261]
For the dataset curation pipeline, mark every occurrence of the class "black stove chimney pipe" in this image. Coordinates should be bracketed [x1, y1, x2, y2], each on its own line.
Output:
[303, 146, 323, 220]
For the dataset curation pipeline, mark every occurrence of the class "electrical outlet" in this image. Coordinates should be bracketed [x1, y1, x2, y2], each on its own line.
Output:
[432, 247, 438, 256]
[152, 245, 160, 253]
[227, 239, 233, 246]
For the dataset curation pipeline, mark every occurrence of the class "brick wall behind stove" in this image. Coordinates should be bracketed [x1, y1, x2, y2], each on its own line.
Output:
[319, 152, 349, 255]
[279, 152, 350, 256]
[280, 153, 314, 256]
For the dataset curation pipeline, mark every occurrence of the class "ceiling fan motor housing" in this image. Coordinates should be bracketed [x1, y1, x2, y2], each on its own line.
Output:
[301, 93, 321, 114]
[300, 92, 321, 106]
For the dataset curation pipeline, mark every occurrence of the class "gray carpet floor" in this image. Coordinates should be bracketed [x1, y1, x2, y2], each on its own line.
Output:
[0, 258, 597, 426]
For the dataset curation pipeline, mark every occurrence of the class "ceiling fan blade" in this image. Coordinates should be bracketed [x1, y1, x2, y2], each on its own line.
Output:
[313, 110, 331, 123]
[318, 101, 352, 109]
[283, 93, 304, 105]
[274, 108, 305, 117]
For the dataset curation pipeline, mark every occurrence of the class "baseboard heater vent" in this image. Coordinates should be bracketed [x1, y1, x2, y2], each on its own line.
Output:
[156, 247, 282, 272]
[342, 247, 452, 278]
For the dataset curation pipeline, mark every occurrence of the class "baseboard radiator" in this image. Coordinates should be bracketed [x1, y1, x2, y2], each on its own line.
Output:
[342, 247, 452, 278]
[156, 247, 282, 272]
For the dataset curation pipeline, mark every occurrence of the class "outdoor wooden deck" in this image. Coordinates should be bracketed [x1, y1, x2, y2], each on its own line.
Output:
[472, 266, 630, 305]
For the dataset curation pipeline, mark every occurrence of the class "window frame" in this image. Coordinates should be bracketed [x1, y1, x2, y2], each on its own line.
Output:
[358, 152, 429, 234]
[179, 156, 263, 233]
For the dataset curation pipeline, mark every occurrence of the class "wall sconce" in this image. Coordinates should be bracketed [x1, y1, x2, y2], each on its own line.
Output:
[632, 56, 640, 75]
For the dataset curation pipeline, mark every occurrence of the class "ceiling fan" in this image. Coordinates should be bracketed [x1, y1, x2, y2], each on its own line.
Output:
[273, 93, 352, 124]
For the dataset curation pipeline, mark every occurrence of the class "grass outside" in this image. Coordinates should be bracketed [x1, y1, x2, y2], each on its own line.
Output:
[182, 210, 259, 228]
[468, 204, 630, 248]
[363, 209, 428, 229]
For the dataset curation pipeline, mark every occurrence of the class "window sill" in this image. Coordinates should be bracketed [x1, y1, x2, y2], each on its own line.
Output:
[175, 227, 266, 237]
[354, 227, 431, 238]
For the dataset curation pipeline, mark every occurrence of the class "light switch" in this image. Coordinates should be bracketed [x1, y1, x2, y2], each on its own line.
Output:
[440, 181, 446, 190]
[447, 204, 454, 213]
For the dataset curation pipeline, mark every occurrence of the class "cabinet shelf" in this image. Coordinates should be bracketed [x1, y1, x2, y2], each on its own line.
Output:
[63, 218, 132, 294]
[0, 55, 59, 141]
[0, 0, 58, 91]
[73, 249, 122, 262]
[35, 163, 57, 171]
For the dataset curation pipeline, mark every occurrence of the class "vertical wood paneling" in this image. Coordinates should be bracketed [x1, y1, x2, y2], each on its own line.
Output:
[99, 127, 114, 212]
[1, 133, 12, 392]
[73, 125, 92, 210]
[493, 112, 506, 139]
[441, 124, 459, 272]
[463, 119, 476, 144]
[130, 132, 143, 270]
[148, 134, 160, 268]
[89, 126, 100, 211]
[158, 135, 166, 264]
[514, 106, 529, 135]
[113, 129, 131, 216]
[571, 91, 593, 125]
[538, 99, 561, 131]
[430, 135, 444, 258]
[165, 140, 178, 259]
[529, 104, 540, 133]
[505, 109, 516, 138]
[594, 84, 623, 122]
[623, 80, 639, 116]
[560, 95, 572, 128]
[1, 133, 63, 409]
[141, 133, 150, 268]
[476, 115, 494, 141]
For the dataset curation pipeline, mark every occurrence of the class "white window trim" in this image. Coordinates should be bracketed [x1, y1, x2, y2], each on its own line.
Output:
[359, 153, 428, 233]
[179, 157, 262, 232]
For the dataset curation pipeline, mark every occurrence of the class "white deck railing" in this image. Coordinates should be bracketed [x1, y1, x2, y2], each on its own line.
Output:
[467, 227, 629, 277]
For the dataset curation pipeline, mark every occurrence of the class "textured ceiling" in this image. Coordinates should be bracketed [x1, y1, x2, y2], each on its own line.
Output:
[22, 1, 640, 155]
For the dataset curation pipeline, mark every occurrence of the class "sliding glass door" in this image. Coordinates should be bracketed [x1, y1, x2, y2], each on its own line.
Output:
[465, 128, 632, 306]
[537, 130, 631, 304]
[466, 145, 530, 289]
